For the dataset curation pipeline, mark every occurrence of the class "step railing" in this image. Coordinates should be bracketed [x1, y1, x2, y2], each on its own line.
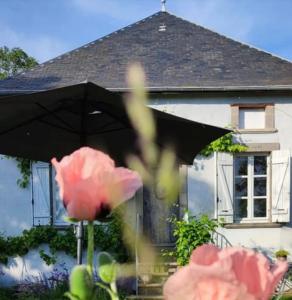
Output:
[211, 231, 232, 248]
[135, 213, 141, 296]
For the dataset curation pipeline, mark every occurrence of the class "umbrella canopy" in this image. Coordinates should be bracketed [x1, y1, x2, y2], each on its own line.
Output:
[0, 81, 230, 264]
[0, 82, 229, 164]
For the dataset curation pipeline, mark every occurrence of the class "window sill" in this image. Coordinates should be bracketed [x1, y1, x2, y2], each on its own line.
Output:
[236, 128, 277, 134]
[224, 223, 283, 229]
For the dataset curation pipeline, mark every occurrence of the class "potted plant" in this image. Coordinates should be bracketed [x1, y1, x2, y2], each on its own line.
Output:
[275, 249, 290, 261]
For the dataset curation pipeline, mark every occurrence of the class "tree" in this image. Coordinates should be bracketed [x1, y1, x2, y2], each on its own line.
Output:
[0, 46, 38, 188]
[0, 46, 38, 79]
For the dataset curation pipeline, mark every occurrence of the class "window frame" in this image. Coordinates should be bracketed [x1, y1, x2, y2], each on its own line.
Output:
[231, 103, 276, 133]
[233, 153, 271, 223]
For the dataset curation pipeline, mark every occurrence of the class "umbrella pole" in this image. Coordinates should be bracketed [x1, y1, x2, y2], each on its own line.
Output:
[76, 86, 88, 265]
[76, 221, 83, 264]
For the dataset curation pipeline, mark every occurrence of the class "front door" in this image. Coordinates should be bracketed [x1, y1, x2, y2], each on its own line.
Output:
[143, 187, 178, 245]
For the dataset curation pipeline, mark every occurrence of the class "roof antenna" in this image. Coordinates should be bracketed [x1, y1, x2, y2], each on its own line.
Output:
[161, 0, 166, 12]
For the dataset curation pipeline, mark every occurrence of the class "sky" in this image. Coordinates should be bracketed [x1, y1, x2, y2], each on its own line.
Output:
[0, 0, 292, 63]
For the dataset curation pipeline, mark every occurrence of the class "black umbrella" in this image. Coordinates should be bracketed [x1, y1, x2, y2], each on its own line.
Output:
[0, 82, 230, 263]
[0, 82, 229, 164]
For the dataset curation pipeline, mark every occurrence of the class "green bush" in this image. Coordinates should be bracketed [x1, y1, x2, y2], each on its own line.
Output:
[0, 287, 14, 300]
[168, 214, 219, 266]
[275, 249, 290, 258]
[0, 213, 129, 266]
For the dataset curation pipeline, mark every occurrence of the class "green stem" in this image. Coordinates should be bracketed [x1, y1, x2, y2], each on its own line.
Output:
[87, 221, 94, 278]
[110, 282, 119, 300]
[96, 282, 119, 300]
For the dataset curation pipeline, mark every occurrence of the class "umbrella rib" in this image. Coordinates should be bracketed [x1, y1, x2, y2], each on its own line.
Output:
[93, 120, 121, 131]
[88, 126, 129, 136]
[0, 103, 76, 136]
[0, 113, 55, 136]
[35, 103, 76, 132]
[37, 119, 80, 134]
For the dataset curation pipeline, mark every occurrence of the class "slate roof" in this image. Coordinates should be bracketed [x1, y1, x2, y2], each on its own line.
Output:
[1, 11, 292, 94]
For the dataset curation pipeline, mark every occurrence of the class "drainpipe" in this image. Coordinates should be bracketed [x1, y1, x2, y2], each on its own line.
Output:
[214, 152, 218, 219]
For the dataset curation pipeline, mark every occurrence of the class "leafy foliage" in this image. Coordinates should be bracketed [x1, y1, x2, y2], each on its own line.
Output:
[0, 46, 37, 79]
[0, 214, 128, 266]
[4, 156, 33, 188]
[168, 214, 219, 266]
[275, 249, 290, 258]
[200, 132, 247, 157]
[0, 46, 38, 188]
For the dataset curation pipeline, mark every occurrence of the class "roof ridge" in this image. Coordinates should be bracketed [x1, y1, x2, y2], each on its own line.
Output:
[166, 12, 292, 65]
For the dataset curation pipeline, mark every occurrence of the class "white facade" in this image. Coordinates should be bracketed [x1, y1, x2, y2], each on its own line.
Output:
[1, 92, 292, 285]
[0, 158, 137, 286]
[150, 92, 292, 258]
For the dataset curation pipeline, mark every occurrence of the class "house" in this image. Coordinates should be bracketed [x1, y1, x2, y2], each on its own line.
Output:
[1, 9, 292, 284]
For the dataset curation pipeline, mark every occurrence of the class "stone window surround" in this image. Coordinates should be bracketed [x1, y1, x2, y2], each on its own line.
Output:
[231, 103, 276, 133]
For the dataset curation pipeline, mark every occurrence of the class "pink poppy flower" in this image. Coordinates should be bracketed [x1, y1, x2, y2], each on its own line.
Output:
[163, 244, 287, 300]
[51, 147, 142, 221]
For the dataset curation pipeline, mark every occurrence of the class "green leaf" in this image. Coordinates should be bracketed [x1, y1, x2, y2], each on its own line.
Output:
[64, 292, 80, 300]
[69, 265, 93, 300]
[200, 132, 247, 157]
[64, 216, 79, 223]
[98, 252, 117, 284]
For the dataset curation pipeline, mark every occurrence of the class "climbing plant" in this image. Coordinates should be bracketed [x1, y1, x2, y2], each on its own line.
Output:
[0, 214, 129, 266]
[200, 132, 247, 157]
[5, 156, 33, 188]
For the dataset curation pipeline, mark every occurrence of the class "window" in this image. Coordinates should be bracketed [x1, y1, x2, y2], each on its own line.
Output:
[231, 104, 275, 131]
[234, 155, 269, 221]
[238, 108, 265, 129]
[217, 151, 291, 225]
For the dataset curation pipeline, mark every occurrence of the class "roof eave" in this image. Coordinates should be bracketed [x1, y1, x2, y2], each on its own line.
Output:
[1, 84, 292, 96]
[110, 85, 292, 93]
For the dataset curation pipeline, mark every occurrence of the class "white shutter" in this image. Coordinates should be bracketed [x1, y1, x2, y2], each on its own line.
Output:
[217, 152, 234, 223]
[32, 162, 51, 225]
[272, 150, 290, 223]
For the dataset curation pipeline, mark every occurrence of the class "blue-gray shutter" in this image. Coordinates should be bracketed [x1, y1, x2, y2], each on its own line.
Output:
[272, 150, 290, 223]
[32, 162, 51, 225]
[217, 152, 234, 223]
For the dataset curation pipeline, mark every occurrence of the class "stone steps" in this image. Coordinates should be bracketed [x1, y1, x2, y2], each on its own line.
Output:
[126, 295, 164, 300]
[138, 283, 163, 295]
[127, 261, 178, 300]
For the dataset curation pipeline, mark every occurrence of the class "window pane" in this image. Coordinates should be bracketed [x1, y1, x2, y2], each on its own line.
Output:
[254, 156, 267, 175]
[254, 198, 266, 217]
[235, 178, 247, 197]
[237, 198, 247, 218]
[239, 108, 265, 129]
[254, 178, 266, 196]
[235, 156, 248, 176]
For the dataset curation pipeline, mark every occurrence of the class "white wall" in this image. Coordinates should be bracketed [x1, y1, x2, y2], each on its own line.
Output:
[217, 226, 292, 259]
[1, 93, 292, 284]
[150, 94, 292, 148]
[0, 164, 139, 286]
[0, 246, 76, 287]
[188, 154, 216, 219]
[150, 93, 292, 258]
[0, 155, 32, 236]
